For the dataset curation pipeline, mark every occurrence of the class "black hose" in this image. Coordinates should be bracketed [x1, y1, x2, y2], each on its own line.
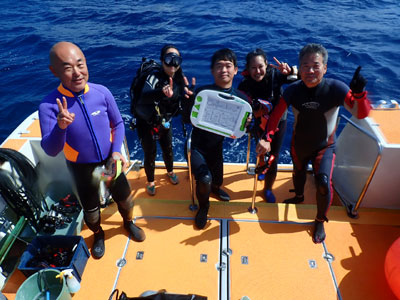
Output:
[0, 148, 45, 230]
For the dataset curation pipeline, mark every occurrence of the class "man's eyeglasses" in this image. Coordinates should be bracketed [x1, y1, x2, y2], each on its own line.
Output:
[163, 53, 182, 67]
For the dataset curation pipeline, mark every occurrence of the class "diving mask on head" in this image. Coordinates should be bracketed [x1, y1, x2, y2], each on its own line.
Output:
[163, 53, 182, 67]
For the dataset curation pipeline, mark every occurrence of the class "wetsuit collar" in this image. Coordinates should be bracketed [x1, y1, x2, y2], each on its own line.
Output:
[301, 77, 325, 90]
[223, 87, 233, 94]
[57, 83, 90, 97]
[212, 84, 234, 94]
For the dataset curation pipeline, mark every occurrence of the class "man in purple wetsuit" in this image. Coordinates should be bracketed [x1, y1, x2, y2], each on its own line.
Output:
[256, 43, 371, 243]
[39, 42, 145, 259]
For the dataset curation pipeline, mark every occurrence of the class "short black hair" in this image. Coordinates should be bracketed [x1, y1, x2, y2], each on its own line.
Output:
[299, 43, 328, 65]
[211, 48, 237, 69]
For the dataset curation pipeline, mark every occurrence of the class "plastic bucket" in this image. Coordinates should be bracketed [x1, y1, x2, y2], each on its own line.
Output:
[15, 269, 71, 300]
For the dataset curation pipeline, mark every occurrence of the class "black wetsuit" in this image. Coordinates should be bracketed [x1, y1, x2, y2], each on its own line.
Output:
[135, 69, 186, 182]
[238, 66, 293, 190]
[185, 84, 248, 206]
[265, 78, 371, 220]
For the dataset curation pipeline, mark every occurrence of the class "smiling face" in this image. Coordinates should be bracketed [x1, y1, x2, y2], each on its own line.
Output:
[248, 55, 267, 82]
[299, 52, 327, 88]
[49, 42, 89, 93]
[211, 59, 238, 89]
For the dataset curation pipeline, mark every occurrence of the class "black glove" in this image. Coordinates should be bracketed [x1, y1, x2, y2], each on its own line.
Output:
[350, 66, 367, 94]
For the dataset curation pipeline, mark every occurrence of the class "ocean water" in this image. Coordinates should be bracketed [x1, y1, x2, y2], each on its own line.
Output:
[0, 0, 399, 163]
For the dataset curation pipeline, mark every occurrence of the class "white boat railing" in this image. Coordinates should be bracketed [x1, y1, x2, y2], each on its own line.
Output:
[333, 114, 383, 218]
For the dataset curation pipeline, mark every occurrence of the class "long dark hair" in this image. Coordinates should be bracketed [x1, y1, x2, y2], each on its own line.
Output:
[244, 48, 272, 79]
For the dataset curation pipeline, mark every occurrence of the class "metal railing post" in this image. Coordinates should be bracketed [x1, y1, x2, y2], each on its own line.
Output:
[186, 131, 197, 211]
[248, 156, 260, 214]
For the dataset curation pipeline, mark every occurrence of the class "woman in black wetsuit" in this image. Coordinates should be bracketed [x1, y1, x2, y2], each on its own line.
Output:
[135, 44, 194, 196]
[238, 48, 297, 202]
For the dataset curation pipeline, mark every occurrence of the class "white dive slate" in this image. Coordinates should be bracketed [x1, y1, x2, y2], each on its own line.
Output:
[190, 89, 252, 139]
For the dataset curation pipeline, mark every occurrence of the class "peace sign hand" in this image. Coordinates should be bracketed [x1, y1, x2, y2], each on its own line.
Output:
[162, 77, 174, 98]
[56, 97, 75, 129]
[183, 76, 196, 99]
[270, 57, 292, 75]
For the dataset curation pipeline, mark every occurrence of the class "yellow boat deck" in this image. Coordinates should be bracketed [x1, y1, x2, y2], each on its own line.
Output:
[4, 163, 400, 300]
[2, 109, 400, 299]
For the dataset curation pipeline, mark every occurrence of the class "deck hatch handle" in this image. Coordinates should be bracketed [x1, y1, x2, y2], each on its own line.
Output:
[222, 248, 232, 256]
[200, 254, 208, 263]
[216, 262, 226, 271]
[323, 252, 335, 263]
[117, 258, 127, 267]
[136, 251, 144, 260]
[241, 256, 249, 265]
[308, 259, 317, 269]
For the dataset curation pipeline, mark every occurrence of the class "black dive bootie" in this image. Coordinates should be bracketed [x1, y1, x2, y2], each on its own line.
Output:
[283, 195, 304, 204]
[211, 185, 230, 201]
[92, 228, 105, 259]
[195, 204, 209, 229]
[124, 220, 146, 242]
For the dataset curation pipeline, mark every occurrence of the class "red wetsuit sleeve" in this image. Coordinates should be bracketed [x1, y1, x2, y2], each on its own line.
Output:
[262, 96, 288, 142]
[344, 90, 371, 119]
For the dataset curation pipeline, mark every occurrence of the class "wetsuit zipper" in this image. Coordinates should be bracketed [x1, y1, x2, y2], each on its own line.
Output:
[77, 94, 104, 162]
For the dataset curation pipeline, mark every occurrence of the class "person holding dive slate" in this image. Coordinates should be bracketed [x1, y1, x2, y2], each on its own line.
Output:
[134, 44, 195, 196]
[257, 43, 371, 244]
[184, 48, 249, 229]
[238, 48, 298, 203]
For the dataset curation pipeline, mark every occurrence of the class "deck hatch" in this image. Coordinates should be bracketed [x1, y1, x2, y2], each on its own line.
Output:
[200, 254, 207, 263]
[229, 221, 340, 299]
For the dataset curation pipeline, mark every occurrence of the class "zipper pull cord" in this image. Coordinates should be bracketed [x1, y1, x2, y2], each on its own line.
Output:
[77, 94, 104, 161]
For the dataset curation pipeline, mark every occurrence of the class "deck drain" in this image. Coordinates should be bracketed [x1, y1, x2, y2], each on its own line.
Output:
[241, 256, 249, 265]
[308, 259, 317, 269]
[200, 254, 208, 263]
[136, 251, 144, 260]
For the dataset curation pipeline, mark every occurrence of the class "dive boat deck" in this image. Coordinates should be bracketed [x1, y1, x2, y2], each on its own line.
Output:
[4, 165, 400, 299]
[1, 109, 400, 299]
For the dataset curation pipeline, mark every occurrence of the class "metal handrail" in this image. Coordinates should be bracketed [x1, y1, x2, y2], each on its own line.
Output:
[245, 133, 251, 172]
[186, 130, 197, 210]
[123, 136, 131, 166]
[248, 156, 260, 214]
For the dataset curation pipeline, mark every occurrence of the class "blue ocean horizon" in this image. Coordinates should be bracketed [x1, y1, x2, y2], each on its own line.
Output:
[1, 0, 399, 163]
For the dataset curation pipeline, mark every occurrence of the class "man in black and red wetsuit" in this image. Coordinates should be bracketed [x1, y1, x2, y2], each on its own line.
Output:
[256, 43, 371, 243]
